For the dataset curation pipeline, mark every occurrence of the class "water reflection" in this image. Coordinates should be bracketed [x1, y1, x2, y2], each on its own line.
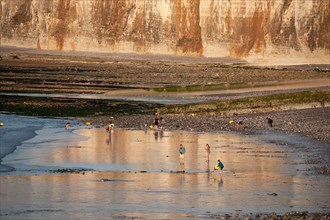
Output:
[43, 128, 297, 176]
[1, 126, 329, 218]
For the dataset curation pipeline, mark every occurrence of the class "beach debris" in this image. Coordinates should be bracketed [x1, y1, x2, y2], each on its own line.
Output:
[254, 211, 326, 219]
[100, 179, 113, 182]
[11, 55, 21, 60]
[267, 192, 278, 196]
[67, 146, 83, 148]
[99, 179, 135, 182]
[49, 168, 93, 174]
[314, 165, 330, 175]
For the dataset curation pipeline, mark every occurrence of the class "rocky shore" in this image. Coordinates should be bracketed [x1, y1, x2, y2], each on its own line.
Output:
[85, 106, 330, 144]
[1, 47, 329, 219]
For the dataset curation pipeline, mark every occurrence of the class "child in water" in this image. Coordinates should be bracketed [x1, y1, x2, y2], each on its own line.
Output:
[214, 159, 224, 171]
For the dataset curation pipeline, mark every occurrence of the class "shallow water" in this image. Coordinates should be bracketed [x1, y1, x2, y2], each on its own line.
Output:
[0, 115, 329, 219]
[0, 114, 83, 172]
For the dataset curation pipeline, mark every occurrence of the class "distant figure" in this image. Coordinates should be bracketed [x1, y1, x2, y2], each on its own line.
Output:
[106, 121, 114, 132]
[144, 120, 149, 128]
[267, 117, 273, 127]
[204, 144, 211, 162]
[159, 117, 164, 126]
[153, 117, 159, 128]
[179, 144, 186, 165]
[237, 120, 244, 129]
[214, 159, 224, 171]
[65, 122, 71, 129]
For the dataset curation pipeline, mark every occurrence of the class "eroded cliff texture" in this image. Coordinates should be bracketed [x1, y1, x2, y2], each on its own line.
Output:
[1, 0, 329, 63]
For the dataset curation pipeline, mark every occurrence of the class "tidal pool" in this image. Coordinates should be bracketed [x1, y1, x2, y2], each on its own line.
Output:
[0, 116, 329, 219]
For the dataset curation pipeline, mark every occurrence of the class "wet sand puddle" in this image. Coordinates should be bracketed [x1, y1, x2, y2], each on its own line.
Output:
[0, 126, 329, 219]
[2, 78, 329, 105]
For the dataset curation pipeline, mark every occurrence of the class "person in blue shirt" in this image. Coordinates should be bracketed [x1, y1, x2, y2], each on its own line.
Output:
[179, 144, 186, 165]
[214, 159, 224, 171]
[267, 117, 273, 127]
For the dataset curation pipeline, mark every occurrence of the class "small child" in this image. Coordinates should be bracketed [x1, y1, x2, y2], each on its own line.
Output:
[214, 159, 224, 171]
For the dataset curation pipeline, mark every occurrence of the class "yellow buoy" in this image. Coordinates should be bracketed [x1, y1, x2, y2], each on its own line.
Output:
[86, 121, 91, 126]
[149, 125, 153, 129]
[214, 164, 220, 170]
[229, 120, 234, 124]
[0, 122, 4, 126]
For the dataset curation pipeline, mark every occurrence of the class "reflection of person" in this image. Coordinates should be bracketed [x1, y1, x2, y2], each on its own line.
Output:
[154, 131, 159, 140]
[179, 144, 186, 165]
[213, 175, 223, 189]
[204, 144, 210, 161]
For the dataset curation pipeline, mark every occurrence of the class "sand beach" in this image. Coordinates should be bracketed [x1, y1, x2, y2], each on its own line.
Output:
[0, 113, 329, 219]
[0, 46, 330, 219]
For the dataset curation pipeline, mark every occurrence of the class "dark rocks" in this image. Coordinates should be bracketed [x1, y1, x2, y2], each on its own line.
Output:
[49, 168, 93, 174]
[89, 107, 330, 144]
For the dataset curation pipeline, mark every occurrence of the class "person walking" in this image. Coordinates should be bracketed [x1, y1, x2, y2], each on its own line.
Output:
[204, 144, 210, 162]
[267, 117, 273, 127]
[179, 144, 186, 165]
[106, 121, 114, 132]
[153, 117, 159, 129]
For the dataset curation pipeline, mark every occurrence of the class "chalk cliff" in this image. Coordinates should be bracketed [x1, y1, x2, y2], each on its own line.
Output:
[1, 0, 329, 64]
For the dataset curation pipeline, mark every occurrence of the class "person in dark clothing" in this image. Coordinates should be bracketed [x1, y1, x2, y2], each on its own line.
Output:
[153, 117, 159, 128]
[267, 118, 273, 127]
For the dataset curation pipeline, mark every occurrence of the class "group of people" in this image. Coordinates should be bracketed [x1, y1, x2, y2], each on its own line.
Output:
[206, 144, 224, 171]
[179, 143, 224, 172]
[74, 115, 275, 175]
[236, 117, 274, 129]
[145, 117, 164, 129]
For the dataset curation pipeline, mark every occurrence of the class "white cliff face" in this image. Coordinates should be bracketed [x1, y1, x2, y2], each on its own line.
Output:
[1, 0, 329, 64]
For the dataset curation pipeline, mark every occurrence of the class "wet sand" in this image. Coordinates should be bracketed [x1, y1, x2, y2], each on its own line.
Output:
[85, 106, 330, 145]
[1, 47, 330, 219]
[1, 115, 329, 219]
